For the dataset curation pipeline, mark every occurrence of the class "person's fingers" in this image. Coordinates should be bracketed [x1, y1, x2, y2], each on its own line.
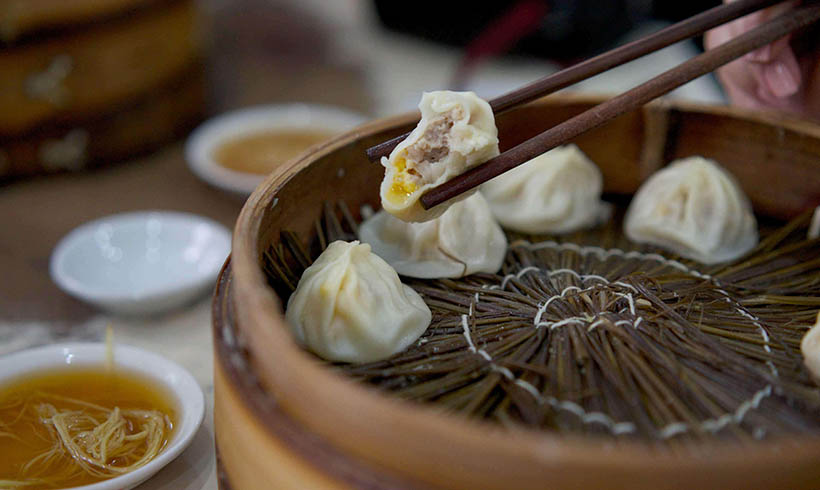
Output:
[706, 0, 804, 102]
[746, 35, 792, 63]
[725, 76, 769, 109]
[734, 0, 798, 62]
[705, 0, 820, 118]
[704, 22, 733, 51]
[761, 44, 802, 97]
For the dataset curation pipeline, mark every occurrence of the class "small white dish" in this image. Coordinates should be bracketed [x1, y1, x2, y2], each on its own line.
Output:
[50, 211, 231, 315]
[185, 103, 368, 196]
[0, 342, 205, 490]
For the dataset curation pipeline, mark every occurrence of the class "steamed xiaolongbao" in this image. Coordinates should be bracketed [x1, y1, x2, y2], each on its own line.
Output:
[801, 312, 820, 382]
[380, 90, 499, 223]
[359, 193, 507, 279]
[624, 156, 758, 264]
[480, 145, 610, 234]
[285, 240, 431, 363]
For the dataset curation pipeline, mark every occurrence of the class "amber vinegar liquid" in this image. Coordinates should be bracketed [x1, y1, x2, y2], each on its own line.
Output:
[214, 129, 337, 175]
[0, 367, 177, 489]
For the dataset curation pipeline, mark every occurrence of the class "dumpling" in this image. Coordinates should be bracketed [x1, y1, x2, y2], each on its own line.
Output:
[624, 156, 758, 264]
[285, 240, 431, 363]
[380, 90, 499, 222]
[480, 145, 610, 234]
[809, 206, 820, 240]
[801, 312, 820, 382]
[359, 193, 507, 279]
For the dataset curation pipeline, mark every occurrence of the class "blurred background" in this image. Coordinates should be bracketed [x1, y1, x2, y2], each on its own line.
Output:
[0, 0, 729, 323]
[0, 0, 727, 182]
[205, 0, 725, 114]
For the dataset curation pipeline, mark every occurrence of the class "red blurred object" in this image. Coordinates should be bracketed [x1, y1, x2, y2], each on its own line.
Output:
[451, 0, 549, 89]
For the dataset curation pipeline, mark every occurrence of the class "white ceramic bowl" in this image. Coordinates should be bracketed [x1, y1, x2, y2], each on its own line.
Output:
[0, 342, 205, 490]
[50, 211, 231, 315]
[185, 103, 368, 196]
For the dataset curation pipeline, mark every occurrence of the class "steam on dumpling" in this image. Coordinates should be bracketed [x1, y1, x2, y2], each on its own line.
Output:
[285, 240, 431, 363]
[801, 312, 820, 382]
[624, 156, 758, 264]
[480, 145, 610, 234]
[380, 90, 499, 223]
[359, 193, 507, 279]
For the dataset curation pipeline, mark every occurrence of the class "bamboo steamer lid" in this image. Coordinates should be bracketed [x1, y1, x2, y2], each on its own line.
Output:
[218, 94, 820, 489]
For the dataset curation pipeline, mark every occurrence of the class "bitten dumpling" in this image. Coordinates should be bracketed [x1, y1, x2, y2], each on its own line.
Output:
[359, 193, 507, 279]
[624, 156, 758, 264]
[480, 145, 610, 234]
[380, 90, 499, 222]
[285, 240, 432, 363]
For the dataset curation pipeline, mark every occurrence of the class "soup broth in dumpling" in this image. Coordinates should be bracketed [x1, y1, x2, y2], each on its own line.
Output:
[285, 240, 431, 363]
[624, 156, 758, 264]
[359, 193, 507, 279]
[380, 91, 499, 223]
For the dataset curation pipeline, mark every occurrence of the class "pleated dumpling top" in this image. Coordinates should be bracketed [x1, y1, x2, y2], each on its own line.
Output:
[360, 193, 507, 279]
[624, 156, 758, 264]
[286, 241, 431, 363]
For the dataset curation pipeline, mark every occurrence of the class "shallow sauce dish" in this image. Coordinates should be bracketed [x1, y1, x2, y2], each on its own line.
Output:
[50, 211, 231, 315]
[185, 103, 367, 196]
[0, 342, 205, 490]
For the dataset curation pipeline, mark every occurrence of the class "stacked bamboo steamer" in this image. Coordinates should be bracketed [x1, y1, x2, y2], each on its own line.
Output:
[0, 0, 203, 180]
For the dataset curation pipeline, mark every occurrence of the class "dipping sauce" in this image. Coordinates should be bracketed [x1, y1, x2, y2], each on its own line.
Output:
[0, 367, 177, 489]
[214, 129, 337, 175]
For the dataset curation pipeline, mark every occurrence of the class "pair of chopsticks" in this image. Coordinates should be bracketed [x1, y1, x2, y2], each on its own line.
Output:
[365, 0, 820, 211]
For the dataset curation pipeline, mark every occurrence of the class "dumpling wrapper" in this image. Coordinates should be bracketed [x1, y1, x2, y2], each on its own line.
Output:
[480, 145, 610, 234]
[359, 193, 507, 279]
[809, 206, 820, 240]
[624, 156, 758, 264]
[801, 312, 820, 383]
[380, 90, 499, 223]
[286, 240, 431, 363]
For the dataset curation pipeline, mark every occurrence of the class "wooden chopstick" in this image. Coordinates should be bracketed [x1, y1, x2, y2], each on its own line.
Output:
[365, 0, 788, 163]
[417, 2, 820, 211]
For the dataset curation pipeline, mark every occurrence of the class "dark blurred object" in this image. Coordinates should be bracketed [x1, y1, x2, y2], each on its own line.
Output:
[374, 0, 646, 61]
[653, 1, 724, 50]
[450, 0, 548, 89]
[652, 2, 726, 25]
[0, 0, 204, 181]
[0, 0, 158, 44]
[373, 0, 721, 61]
[204, 0, 373, 113]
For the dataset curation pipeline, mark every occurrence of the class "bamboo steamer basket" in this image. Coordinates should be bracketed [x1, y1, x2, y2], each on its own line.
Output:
[215, 94, 820, 489]
[0, 0, 199, 136]
[0, 66, 204, 178]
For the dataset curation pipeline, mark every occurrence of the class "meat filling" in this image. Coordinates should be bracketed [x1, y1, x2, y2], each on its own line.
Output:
[404, 111, 457, 184]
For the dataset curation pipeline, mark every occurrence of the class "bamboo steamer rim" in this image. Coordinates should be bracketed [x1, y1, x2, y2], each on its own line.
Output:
[229, 94, 820, 488]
